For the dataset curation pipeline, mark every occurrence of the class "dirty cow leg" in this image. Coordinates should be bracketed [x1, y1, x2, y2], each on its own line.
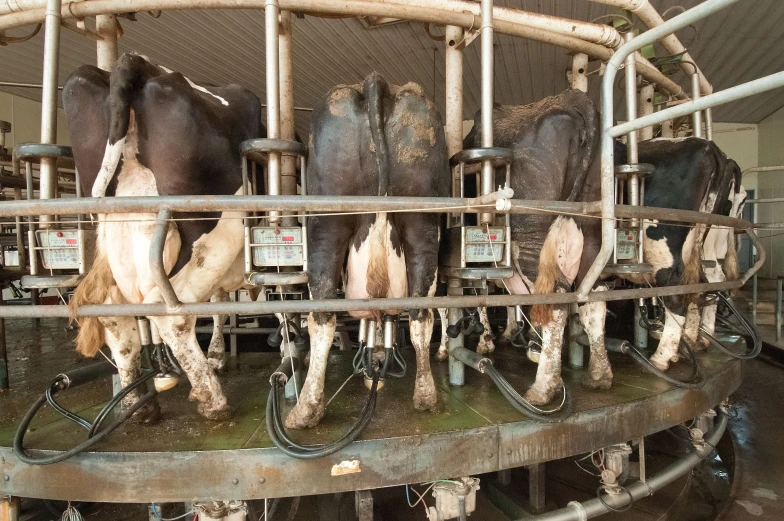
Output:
[207, 289, 229, 371]
[436, 307, 449, 361]
[101, 314, 160, 423]
[152, 314, 231, 420]
[410, 308, 439, 411]
[578, 286, 612, 390]
[500, 306, 520, 344]
[476, 307, 496, 355]
[649, 306, 686, 371]
[699, 299, 718, 350]
[286, 313, 335, 429]
[524, 301, 568, 406]
[681, 302, 703, 354]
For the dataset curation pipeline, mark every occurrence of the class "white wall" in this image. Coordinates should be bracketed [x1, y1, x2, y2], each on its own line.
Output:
[0, 91, 71, 150]
[756, 105, 784, 277]
[711, 122, 758, 191]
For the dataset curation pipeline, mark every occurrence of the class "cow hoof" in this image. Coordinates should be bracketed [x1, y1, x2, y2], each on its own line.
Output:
[126, 399, 161, 425]
[435, 347, 449, 362]
[649, 356, 670, 372]
[523, 380, 563, 406]
[207, 352, 227, 372]
[285, 401, 325, 429]
[476, 340, 496, 356]
[413, 374, 440, 411]
[498, 334, 515, 346]
[696, 335, 710, 352]
[198, 402, 233, 421]
[581, 373, 612, 391]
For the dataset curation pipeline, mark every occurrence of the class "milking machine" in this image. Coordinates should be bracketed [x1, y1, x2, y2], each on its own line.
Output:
[14, 318, 182, 465]
[15, 144, 93, 292]
[265, 315, 405, 459]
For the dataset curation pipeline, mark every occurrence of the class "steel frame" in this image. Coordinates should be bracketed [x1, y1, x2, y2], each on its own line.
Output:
[0, 0, 774, 320]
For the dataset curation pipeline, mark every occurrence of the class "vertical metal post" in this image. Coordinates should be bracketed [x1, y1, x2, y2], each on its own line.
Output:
[705, 107, 714, 140]
[527, 463, 546, 512]
[355, 490, 373, 521]
[265, 0, 281, 224]
[571, 53, 589, 93]
[661, 119, 675, 138]
[25, 163, 38, 276]
[479, 0, 495, 225]
[230, 295, 238, 358]
[634, 299, 648, 349]
[638, 84, 655, 141]
[624, 32, 639, 207]
[95, 14, 118, 71]
[38, 0, 62, 227]
[777, 277, 782, 343]
[447, 279, 465, 386]
[0, 496, 19, 521]
[279, 10, 297, 227]
[445, 25, 464, 159]
[0, 290, 8, 390]
[568, 303, 583, 368]
[691, 73, 703, 138]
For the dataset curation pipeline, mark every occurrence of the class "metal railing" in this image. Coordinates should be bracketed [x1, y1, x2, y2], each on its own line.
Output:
[0, 0, 777, 321]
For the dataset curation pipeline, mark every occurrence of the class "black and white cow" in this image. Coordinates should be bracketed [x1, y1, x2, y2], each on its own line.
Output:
[64, 53, 264, 420]
[458, 90, 743, 406]
[285, 72, 448, 429]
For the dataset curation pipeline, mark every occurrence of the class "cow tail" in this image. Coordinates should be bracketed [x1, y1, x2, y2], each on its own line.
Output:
[679, 240, 703, 307]
[70, 248, 114, 357]
[363, 72, 390, 197]
[724, 231, 741, 283]
[564, 96, 599, 202]
[365, 214, 391, 315]
[530, 220, 561, 326]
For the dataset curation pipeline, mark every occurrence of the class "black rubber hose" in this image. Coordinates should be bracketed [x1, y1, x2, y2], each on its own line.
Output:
[14, 388, 158, 465]
[266, 370, 379, 459]
[45, 384, 92, 431]
[623, 340, 705, 389]
[484, 364, 573, 422]
[701, 292, 761, 360]
[88, 371, 158, 438]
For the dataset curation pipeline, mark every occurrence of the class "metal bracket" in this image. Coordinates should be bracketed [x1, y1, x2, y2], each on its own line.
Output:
[355, 490, 373, 521]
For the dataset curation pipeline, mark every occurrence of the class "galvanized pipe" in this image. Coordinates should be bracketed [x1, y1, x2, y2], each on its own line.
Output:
[95, 14, 118, 71]
[705, 107, 714, 141]
[691, 73, 703, 138]
[638, 84, 655, 141]
[521, 413, 729, 521]
[588, 0, 714, 95]
[265, 0, 281, 224]
[579, 0, 742, 299]
[479, 0, 495, 225]
[278, 10, 297, 227]
[0, 0, 686, 100]
[611, 70, 784, 139]
[0, 277, 755, 319]
[778, 277, 782, 343]
[571, 53, 589, 93]
[37, 0, 61, 227]
[444, 25, 464, 159]
[149, 208, 182, 310]
[623, 31, 640, 230]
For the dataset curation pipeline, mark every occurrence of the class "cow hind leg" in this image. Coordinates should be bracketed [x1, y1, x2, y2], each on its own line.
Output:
[681, 302, 703, 355]
[410, 308, 439, 411]
[500, 306, 520, 345]
[102, 315, 161, 423]
[207, 289, 229, 371]
[578, 286, 612, 390]
[436, 307, 449, 361]
[649, 306, 686, 371]
[476, 307, 496, 355]
[524, 300, 568, 405]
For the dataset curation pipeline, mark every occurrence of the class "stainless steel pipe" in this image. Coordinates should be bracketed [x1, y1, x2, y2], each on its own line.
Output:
[37, 0, 61, 226]
[691, 73, 703, 138]
[578, 0, 742, 299]
[95, 14, 118, 71]
[279, 10, 297, 226]
[638, 84, 655, 141]
[265, 0, 281, 223]
[479, 0, 495, 225]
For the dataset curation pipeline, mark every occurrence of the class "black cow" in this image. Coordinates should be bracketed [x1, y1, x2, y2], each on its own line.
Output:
[285, 72, 448, 429]
[64, 53, 264, 420]
[461, 90, 743, 406]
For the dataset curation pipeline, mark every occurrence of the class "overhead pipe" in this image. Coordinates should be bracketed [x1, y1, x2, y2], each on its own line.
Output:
[0, 0, 686, 100]
[588, 0, 713, 95]
[577, 0, 742, 299]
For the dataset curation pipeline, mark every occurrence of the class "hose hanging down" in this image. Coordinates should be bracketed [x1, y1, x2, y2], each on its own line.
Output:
[699, 291, 761, 360]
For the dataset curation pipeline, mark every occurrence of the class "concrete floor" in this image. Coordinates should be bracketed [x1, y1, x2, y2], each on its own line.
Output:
[719, 358, 784, 520]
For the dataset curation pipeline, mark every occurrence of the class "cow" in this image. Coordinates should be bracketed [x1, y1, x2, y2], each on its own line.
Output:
[64, 53, 264, 421]
[284, 72, 448, 429]
[459, 90, 742, 406]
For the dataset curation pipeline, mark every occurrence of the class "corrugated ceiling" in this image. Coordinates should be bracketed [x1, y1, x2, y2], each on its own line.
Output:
[1, 0, 782, 137]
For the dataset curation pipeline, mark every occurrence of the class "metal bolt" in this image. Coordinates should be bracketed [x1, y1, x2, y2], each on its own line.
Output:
[3, 475, 8, 481]
[486, 451, 493, 459]
[258, 477, 266, 484]
[506, 449, 512, 455]
[232, 479, 239, 485]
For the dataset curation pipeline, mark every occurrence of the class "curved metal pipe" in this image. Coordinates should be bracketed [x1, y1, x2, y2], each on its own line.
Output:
[518, 412, 729, 520]
[149, 208, 182, 310]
